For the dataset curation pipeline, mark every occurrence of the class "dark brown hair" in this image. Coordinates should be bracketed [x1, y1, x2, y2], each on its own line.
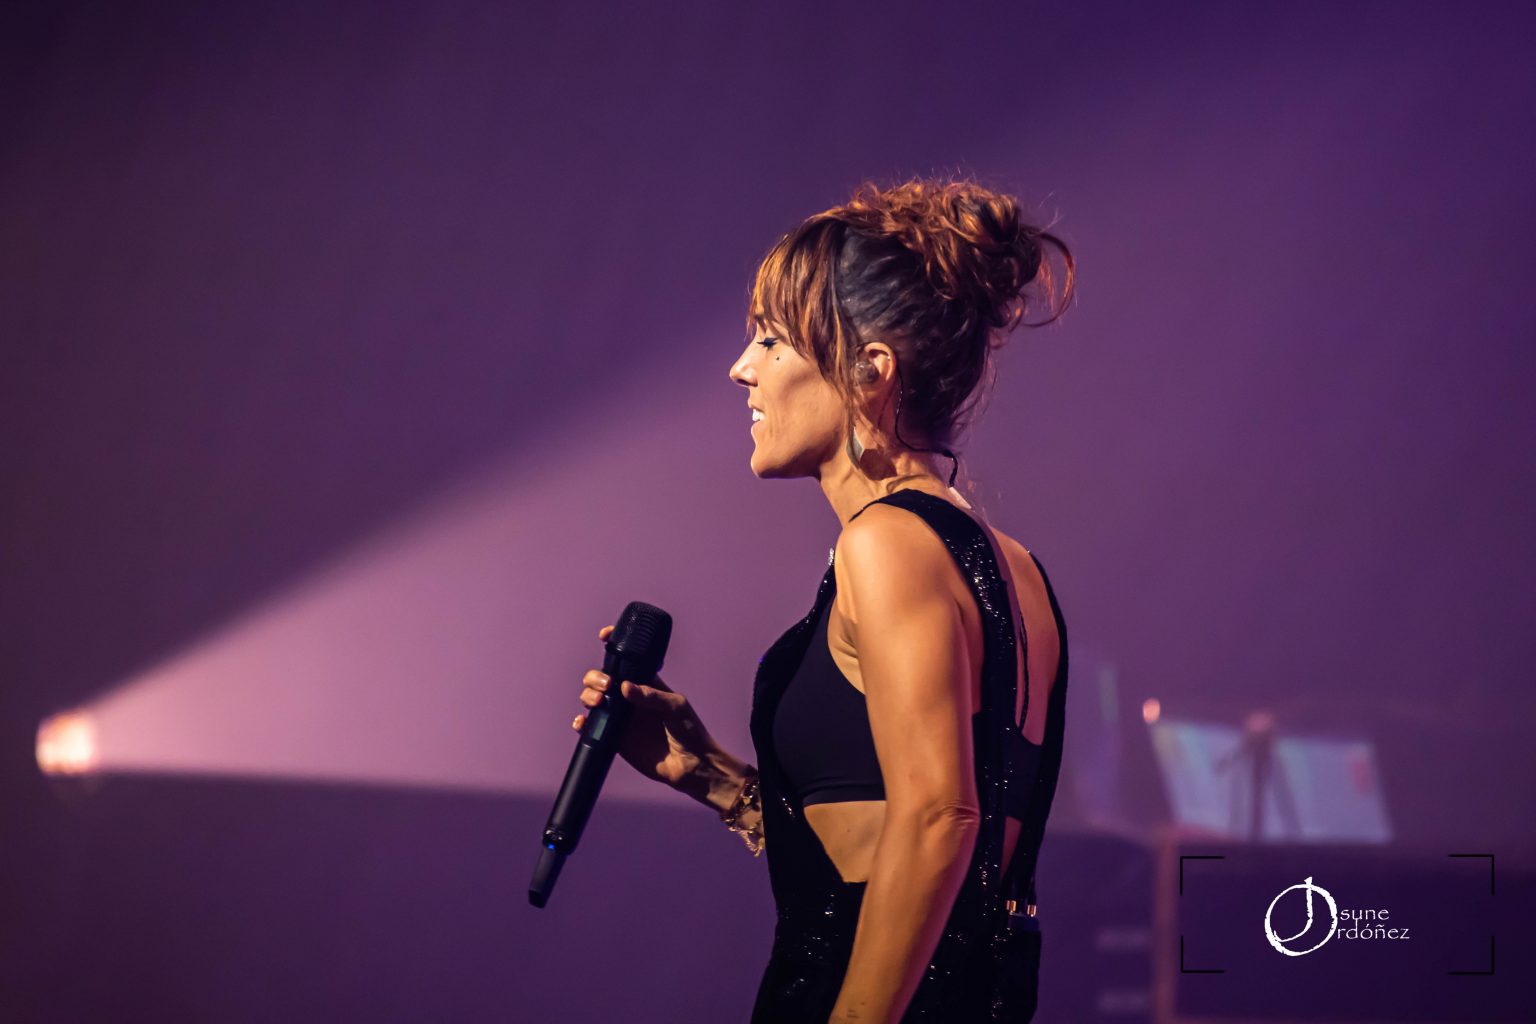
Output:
[746, 177, 1075, 479]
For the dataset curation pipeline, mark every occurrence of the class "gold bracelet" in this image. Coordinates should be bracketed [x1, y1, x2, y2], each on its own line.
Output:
[720, 768, 765, 856]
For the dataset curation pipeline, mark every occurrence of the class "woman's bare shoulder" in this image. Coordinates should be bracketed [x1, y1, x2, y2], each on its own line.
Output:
[832, 503, 966, 620]
[834, 502, 957, 578]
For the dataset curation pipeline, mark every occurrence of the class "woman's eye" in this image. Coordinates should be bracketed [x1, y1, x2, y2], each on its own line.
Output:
[758, 338, 778, 350]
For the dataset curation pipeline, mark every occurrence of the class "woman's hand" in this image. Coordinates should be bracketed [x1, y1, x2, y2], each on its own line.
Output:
[572, 624, 722, 793]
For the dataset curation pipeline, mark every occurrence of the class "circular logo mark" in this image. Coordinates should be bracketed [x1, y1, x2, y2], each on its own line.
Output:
[1264, 875, 1338, 956]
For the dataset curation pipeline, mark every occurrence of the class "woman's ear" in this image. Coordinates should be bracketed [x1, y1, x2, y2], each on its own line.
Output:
[858, 343, 897, 386]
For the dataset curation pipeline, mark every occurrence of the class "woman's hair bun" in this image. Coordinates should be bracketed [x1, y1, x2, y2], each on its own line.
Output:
[841, 178, 1049, 331]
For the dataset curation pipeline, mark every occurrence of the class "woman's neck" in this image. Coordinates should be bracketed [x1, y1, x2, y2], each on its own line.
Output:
[822, 453, 974, 527]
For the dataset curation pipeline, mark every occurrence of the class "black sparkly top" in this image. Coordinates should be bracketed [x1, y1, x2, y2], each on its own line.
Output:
[771, 562, 1044, 817]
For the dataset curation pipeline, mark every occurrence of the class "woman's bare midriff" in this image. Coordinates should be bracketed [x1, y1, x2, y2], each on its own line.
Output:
[805, 523, 1058, 884]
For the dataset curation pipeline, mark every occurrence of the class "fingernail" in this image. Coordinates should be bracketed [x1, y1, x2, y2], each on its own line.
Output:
[598, 675, 609, 689]
[571, 714, 582, 728]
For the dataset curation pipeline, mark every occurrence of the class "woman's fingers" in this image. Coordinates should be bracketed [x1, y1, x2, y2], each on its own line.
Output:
[579, 668, 618, 709]
[576, 626, 615, 730]
[621, 680, 676, 710]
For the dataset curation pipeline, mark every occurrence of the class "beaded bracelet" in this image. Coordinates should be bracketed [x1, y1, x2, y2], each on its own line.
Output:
[721, 768, 765, 856]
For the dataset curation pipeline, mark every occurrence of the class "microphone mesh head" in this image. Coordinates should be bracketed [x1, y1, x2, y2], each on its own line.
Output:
[610, 602, 672, 676]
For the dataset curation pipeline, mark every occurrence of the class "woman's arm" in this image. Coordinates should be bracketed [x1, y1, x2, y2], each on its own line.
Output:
[828, 509, 982, 1023]
[676, 743, 765, 853]
[678, 743, 759, 815]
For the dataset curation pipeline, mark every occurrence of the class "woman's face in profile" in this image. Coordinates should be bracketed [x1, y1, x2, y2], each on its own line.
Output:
[729, 322, 845, 479]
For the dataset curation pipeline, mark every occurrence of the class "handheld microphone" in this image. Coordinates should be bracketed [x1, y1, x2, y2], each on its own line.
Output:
[528, 600, 672, 908]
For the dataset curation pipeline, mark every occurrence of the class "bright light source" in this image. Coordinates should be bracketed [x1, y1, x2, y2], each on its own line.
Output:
[36, 710, 99, 776]
[1141, 698, 1161, 724]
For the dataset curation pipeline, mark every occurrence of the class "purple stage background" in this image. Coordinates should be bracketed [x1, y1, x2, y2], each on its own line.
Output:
[3, 2, 1533, 1021]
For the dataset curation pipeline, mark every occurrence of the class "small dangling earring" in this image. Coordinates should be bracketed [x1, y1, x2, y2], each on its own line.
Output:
[847, 358, 879, 466]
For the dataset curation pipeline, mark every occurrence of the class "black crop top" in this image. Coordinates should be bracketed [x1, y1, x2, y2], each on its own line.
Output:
[772, 555, 1048, 820]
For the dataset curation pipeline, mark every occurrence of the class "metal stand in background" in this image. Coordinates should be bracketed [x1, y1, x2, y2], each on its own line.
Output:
[1212, 710, 1302, 841]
